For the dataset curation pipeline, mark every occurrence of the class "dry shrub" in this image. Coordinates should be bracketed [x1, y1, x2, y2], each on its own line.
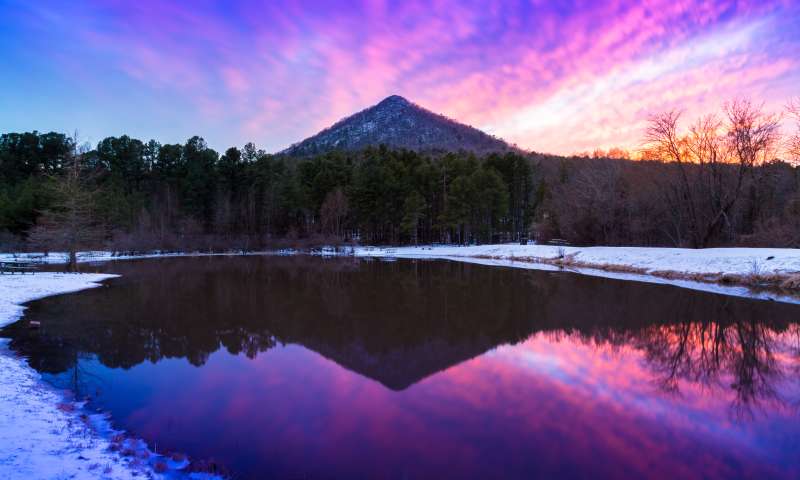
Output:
[549, 252, 579, 267]
[719, 274, 741, 285]
[781, 274, 800, 290]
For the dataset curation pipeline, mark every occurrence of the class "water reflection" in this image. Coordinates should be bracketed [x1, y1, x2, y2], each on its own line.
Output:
[3, 257, 800, 478]
[637, 318, 800, 417]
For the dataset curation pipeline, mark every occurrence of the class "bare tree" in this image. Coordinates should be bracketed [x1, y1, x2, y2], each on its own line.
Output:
[553, 159, 625, 244]
[725, 100, 780, 170]
[643, 101, 780, 247]
[644, 110, 703, 246]
[28, 136, 102, 271]
[320, 188, 348, 240]
[787, 98, 800, 164]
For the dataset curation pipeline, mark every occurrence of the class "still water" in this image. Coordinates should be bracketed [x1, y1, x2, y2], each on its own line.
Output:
[3, 256, 800, 479]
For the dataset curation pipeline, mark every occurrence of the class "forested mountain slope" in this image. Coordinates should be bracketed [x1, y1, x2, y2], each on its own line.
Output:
[281, 95, 514, 156]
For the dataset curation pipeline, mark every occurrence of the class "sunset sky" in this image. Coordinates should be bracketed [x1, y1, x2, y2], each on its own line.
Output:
[1, 0, 798, 155]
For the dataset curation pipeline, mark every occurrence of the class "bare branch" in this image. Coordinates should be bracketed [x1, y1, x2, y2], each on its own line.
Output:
[787, 97, 800, 163]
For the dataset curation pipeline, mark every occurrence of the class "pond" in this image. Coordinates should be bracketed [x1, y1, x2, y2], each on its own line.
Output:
[3, 256, 800, 479]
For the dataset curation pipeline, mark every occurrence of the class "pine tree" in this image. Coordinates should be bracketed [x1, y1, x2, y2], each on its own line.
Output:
[401, 191, 426, 245]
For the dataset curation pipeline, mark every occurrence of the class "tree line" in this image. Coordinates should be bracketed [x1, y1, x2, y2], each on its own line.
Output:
[0, 133, 535, 254]
[1, 98, 799, 257]
[540, 99, 800, 248]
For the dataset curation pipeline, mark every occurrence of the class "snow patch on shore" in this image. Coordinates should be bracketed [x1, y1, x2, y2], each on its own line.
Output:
[351, 244, 800, 276]
[0, 273, 157, 479]
[0, 353, 151, 479]
[0, 250, 293, 265]
[0, 273, 221, 479]
[4, 244, 800, 305]
[0, 273, 118, 328]
[348, 244, 800, 303]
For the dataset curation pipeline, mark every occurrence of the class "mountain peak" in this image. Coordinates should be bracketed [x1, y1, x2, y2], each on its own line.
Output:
[378, 94, 411, 106]
[280, 96, 515, 156]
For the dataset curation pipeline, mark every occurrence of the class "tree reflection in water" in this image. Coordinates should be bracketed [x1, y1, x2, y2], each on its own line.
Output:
[636, 317, 800, 417]
[4, 256, 800, 414]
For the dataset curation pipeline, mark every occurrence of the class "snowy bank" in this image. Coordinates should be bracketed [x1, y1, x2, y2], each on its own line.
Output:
[4, 244, 800, 304]
[0, 273, 206, 479]
[0, 249, 297, 266]
[351, 244, 800, 276]
[0, 273, 118, 329]
[0, 251, 240, 265]
[348, 244, 800, 303]
[0, 273, 150, 479]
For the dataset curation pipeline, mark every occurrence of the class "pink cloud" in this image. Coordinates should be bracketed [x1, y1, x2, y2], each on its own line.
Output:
[8, 0, 800, 154]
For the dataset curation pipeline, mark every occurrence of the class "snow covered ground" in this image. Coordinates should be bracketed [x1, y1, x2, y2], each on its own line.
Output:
[0, 251, 247, 264]
[6, 244, 794, 279]
[350, 244, 800, 276]
[4, 244, 800, 303]
[346, 244, 800, 303]
[0, 273, 118, 330]
[0, 273, 202, 479]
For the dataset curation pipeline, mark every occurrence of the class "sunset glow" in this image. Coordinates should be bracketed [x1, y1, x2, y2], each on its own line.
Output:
[2, 0, 798, 154]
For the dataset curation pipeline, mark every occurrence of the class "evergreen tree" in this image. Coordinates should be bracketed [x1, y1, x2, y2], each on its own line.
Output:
[401, 191, 426, 245]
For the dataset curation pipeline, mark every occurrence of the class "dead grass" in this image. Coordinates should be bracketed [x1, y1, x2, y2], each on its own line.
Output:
[781, 274, 800, 290]
[593, 263, 648, 274]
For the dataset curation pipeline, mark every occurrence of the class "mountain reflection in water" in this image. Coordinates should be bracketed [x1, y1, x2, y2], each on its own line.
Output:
[3, 256, 800, 479]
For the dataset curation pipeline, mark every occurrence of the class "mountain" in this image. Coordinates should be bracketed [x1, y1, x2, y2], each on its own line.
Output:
[281, 95, 515, 156]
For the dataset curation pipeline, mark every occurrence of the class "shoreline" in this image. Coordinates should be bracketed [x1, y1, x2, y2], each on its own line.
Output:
[346, 244, 800, 303]
[475, 254, 800, 293]
[4, 244, 800, 303]
[0, 273, 199, 480]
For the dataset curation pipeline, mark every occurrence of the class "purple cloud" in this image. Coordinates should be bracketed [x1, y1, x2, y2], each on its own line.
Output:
[1, 0, 798, 154]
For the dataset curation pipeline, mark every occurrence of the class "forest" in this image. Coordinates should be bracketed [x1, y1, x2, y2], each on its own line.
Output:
[1, 99, 799, 253]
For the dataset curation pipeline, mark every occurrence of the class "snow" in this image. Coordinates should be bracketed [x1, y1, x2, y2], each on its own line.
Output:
[347, 244, 800, 303]
[0, 273, 118, 329]
[350, 244, 800, 275]
[0, 251, 197, 265]
[0, 250, 293, 265]
[0, 272, 221, 479]
[0, 273, 154, 479]
[0, 354, 154, 479]
[4, 244, 800, 304]
[0, 273, 212, 479]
